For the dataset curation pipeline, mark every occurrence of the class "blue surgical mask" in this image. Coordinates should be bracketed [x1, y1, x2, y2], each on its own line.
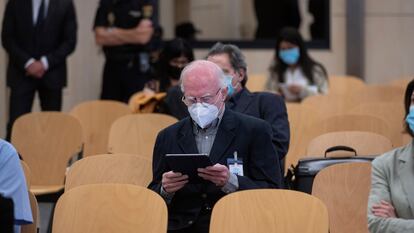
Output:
[279, 47, 300, 65]
[225, 75, 235, 97]
[406, 106, 414, 133]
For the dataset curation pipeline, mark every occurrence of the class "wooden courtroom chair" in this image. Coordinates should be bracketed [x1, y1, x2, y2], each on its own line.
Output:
[52, 184, 168, 233]
[108, 113, 178, 159]
[312, 163, 372, 233]
[328, 76, 365, 95]
[11, 112, 83, 196]
[210, 189, 328, 233]
[246, 73, 267, 92]
[65, 154, 152, 191]
[70, 100, 131, 157]
[349, 85, 405, 104]
[301, 94, 356, 118]
[306, 131, 393, 157]
[21, 192, 39, 233]
[351, 102, 405, 147]
[311, 114, 392, 144]
[20, 161, 39, 233]
[20, 160, 31, 189]
[285, 103, 321, 174]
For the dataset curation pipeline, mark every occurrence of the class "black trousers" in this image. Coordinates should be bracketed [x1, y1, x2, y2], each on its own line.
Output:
[100, 59, 150, 103]
[6, 81, 62, 140]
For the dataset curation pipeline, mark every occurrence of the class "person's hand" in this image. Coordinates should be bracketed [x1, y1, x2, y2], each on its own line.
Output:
[26, 61, 45, 78]
[372, 200, 397, 218]
[288, 84, 303, 94]
[162, 171, 188, 194]
[135, 19, 154, 44]
[198, 164, 230, 187]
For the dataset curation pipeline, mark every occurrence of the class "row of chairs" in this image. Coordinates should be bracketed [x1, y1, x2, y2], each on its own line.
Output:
[246, 74, 410, 94]
[21, 154, 371, 233]
[11, 109, 177, 197]
[284, 79, 409, 173]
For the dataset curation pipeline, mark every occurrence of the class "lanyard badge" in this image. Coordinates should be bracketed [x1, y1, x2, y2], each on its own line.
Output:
[227, 151, 244, 176]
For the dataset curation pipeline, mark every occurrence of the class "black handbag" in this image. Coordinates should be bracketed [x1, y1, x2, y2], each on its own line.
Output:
[285, 145, 374, 193]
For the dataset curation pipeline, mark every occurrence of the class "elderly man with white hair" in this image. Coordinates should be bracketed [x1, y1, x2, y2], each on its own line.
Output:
[149, 60, 282, 233]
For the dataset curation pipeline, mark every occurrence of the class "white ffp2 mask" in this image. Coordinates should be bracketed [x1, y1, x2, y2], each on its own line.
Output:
[188, 103, 219, 128]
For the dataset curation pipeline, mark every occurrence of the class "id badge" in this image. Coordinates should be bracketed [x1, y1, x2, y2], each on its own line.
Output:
[227, 158, 244, 176]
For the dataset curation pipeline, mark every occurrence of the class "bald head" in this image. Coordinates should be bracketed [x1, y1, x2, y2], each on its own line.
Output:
[180, 60, 226, 93]
[180, 60, 227, 107]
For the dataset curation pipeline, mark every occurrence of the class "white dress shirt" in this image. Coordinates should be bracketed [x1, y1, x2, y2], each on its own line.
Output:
[280, 67, 318, 101]
[25, 0, 50, 70]
[32, 0, 50, 25]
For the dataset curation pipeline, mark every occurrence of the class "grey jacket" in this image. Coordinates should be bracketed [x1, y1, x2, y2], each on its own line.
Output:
[368, 141, 414, 233]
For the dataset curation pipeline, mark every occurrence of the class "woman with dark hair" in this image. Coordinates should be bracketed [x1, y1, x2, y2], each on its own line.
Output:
[265, 27, 328, 102]
[150, 38, 194, 92]
[367, 79, 414, 232]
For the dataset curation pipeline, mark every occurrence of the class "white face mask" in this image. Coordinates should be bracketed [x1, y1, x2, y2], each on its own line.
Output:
[188, 103, 219, 128]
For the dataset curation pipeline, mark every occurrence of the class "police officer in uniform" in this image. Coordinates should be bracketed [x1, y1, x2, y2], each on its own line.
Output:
[94, 0, 157, 102]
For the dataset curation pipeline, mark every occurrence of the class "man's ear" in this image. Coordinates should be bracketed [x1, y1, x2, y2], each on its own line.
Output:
[222, 87, 228, 101]
[237, 69, 245, 83]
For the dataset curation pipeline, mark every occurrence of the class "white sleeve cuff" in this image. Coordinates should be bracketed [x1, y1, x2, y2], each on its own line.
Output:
[24, 58, 35, 69]
[40, 56, 49, 70]
[221, 173, 239, 194]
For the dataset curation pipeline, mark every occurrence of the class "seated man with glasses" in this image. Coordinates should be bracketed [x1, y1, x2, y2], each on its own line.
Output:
[149, 60, 282, 233]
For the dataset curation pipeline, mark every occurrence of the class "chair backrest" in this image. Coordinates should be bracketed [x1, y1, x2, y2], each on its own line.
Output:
[128, 91, 167, 113]
[20, 192, 39, 233]
[108, 113, 178, 158]
[70, 100, 131, 157]
[328, 76, 365, 95]
[20, 160, 31, 188]
[350, 102, 405, 147]
[313, 114, 392, 143]
[20, 163, 39, 233]
[210, 189, 328, 233]
[301, 94, 356, 118]
[312, 162, 371, 233]
[246, 73, 267, 92]
[52, 184, 168, 233]
[65, 154, 152, 191]
[307, 131, 393, 157]
[11, 112, 83, 186]
[285, 103, 321, 173]
[349, 85, 405, 104]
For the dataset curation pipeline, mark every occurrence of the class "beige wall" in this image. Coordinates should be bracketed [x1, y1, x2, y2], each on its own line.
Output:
[203, 0, 347, 77]
[364, 0, 414, 83]
[0, 0, 413, 138]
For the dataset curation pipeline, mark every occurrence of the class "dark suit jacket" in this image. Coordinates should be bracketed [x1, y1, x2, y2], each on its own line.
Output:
[148, 109, 282, 230]
[228, 88, 290, 160]
[160, 87, 290, 160]
[2, 0, 77, 89]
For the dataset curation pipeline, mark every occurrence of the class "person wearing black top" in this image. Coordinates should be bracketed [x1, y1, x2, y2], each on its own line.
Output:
[93, 0, 158, 102]
[0, 195, 14, 233]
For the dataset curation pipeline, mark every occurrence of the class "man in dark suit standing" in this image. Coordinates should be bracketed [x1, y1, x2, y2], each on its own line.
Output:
[2, 0, 77, 140]
[149, 60, 282, 233]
